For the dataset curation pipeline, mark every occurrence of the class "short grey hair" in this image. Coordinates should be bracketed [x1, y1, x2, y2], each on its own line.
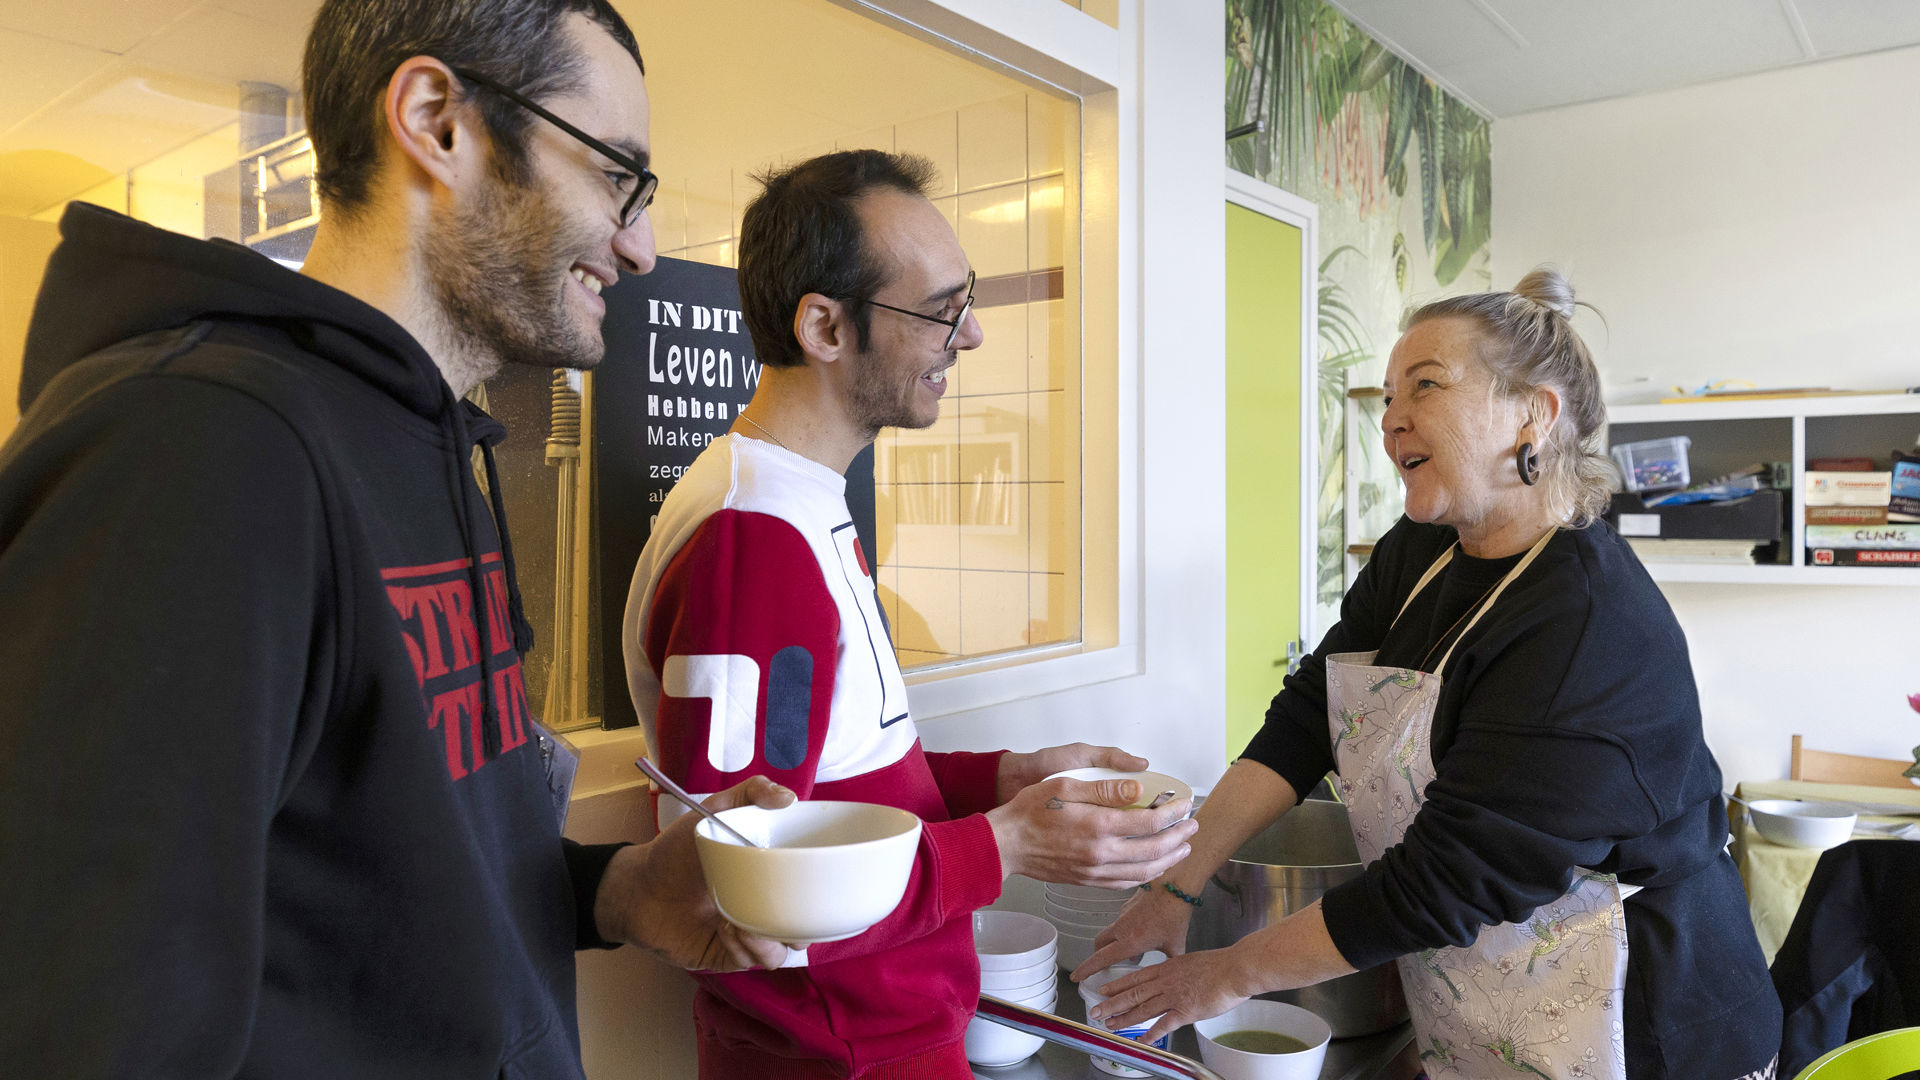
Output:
[1403, 267, 1613, 526]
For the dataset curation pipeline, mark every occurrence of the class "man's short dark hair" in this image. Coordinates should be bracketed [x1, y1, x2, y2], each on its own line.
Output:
[738, 150, 938, 370]
[303, 0, 643, 214]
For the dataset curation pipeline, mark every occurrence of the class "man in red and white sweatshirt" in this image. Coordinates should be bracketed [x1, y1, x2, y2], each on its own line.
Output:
[623, 150, 1199, 1079]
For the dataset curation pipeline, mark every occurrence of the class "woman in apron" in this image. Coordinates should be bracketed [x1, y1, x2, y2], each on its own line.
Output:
[1080, 270, 1780, 1079]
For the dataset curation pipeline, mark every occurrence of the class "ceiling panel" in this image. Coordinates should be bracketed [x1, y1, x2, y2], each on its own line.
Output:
[124, 4, 303, 91]
[1332, 0, 1920, 117]
[1461, 0, 1805, 117]
[1795, 0, 1920, 55]
[209, 0, 323, 33]
[0, 63, 236, 175]
[1335, 0, 1522, 70]
[0, 0, 204, 56]
[0, 28, 118, 136]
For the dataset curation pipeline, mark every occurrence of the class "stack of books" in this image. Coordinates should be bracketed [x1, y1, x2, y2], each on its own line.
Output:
[1626, 538, 1767, 565]
[1805, 453, 1920, 565]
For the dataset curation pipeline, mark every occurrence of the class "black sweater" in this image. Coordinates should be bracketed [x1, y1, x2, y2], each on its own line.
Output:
[0, 204, 620, 1078]
[1243, 516, 1779, 1077]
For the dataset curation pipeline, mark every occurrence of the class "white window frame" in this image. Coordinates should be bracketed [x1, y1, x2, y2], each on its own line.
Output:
[838, 0, 1140, 718]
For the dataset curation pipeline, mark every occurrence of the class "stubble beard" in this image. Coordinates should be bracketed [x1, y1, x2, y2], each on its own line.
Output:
[846, 337, 947, 440]
[423, 169, 605, 391]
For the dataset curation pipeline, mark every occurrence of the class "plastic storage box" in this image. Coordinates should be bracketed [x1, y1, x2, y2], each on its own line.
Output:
[1610, 436, 1691, 492]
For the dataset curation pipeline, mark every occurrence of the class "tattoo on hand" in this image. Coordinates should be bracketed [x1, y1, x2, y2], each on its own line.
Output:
[1046, 797, 1065, 810]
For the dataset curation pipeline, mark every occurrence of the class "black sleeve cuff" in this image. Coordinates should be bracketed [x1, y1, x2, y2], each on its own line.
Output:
[1318, 874, 1408, 972]
[563, 838, 631, 951]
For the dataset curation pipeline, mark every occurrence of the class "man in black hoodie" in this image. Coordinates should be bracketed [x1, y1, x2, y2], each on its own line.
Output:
[0, 1, 790, 1076]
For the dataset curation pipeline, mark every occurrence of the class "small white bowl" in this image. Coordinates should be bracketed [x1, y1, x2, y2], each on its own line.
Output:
[1000, 984, 1058, 1009]
[980, 957, 1056, 991]
[974, 910, 1058, 970]
[966, 984, 1057, 1068]
[694, 801, 921, 944]
[1045, 901, 1118, 930]
[963, 1013, 1047, 1067]
[1047, 882, 1137, 903]
[1194, 1000, 1333, 1080]
[982, 967, 1058, 999]
[1044, 767, 1194, 812]
[1055, 926, 1099, 973]
[1043, 888, 1133, 914]
[1747, 799, 1857, 850]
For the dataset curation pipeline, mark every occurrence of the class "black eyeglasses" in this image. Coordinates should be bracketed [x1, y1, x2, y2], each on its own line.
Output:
[447, 64, 658, 229]
[860, 270, 976, 350]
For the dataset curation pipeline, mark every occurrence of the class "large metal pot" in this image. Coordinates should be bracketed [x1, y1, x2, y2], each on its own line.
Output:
[1186, 798, 1409, 1038]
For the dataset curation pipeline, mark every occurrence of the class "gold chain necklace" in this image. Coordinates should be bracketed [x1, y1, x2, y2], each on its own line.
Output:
[738, 412, 792, 453]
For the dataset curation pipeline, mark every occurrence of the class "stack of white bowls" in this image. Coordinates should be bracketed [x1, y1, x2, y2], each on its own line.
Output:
[1042, 882, 1134, 972]
[966, 910, 1059, 1068]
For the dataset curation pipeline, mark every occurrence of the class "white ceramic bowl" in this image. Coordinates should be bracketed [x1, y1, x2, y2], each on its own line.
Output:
[980, 956, 1056, 990]
[1000, 983, 1058, 1009]
[1194, 1000, 1333, 1080]
[1045, 901, 1118, 930]
[964, 1013, 1047, 1067]
[1044, 767, 1195, 812]
[1047, 882, 1137, 903]
[1043, 888, 1133, 914]
[1055, 926, 1099, 973]
[1747, 799, 1857, 850]
[966, 980, 1057, 1067]
[981, 967, 1058, 1000]
[974, 910, 1058, 971]
[694, 801, 921, 944]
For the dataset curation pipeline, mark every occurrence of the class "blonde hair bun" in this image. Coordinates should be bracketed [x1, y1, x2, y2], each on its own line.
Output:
[1513, 267, 1577, 321]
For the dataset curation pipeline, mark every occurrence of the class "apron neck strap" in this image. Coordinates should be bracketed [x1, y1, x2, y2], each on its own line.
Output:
[1392, 544, 1458, 628]
[1431, 528, 1558, 674]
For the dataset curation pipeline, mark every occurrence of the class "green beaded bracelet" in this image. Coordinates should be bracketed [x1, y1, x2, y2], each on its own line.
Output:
[1160, 881, 1202, 908]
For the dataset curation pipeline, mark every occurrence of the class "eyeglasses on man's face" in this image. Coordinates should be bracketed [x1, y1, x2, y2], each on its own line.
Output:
[861, 270, 976, 350]
[446, 64, 658, 230]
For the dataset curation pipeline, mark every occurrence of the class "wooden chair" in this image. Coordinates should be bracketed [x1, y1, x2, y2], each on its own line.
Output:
[1791, 735, 1916, 790]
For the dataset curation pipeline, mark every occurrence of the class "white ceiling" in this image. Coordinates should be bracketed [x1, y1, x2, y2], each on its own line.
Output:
[1329, 0, 1920, 118]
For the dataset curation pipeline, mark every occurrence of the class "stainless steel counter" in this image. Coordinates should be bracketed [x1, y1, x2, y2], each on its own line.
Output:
[970, 973, 1413, 1080]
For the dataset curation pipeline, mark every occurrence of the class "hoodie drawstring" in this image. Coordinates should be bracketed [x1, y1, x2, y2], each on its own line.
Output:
[443, 394, 505, 761]
[479, 443, 537, 658]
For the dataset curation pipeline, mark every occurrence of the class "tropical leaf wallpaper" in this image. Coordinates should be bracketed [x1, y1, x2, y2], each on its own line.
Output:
[1226, 0, 1492, 628]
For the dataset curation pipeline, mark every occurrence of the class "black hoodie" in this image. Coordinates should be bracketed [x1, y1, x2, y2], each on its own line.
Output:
[0, 204, 622, 1078]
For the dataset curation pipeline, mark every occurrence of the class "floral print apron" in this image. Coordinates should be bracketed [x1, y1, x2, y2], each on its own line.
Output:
[1325, 533, 1635, 1080]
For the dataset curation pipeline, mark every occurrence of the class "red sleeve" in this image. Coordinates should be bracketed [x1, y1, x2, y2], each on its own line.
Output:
[644, 512, 1006, 964]
[645, 510, 838, 796]
[924, 750, 1010, 816]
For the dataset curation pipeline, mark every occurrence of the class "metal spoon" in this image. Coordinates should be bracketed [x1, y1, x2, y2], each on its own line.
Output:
[1144, 789, 1179, 811]
[633, 756, 763, 848]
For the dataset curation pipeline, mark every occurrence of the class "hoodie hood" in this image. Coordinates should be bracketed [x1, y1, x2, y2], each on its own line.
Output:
[20, 202, 536, 759]
[20, 202, 446, 417]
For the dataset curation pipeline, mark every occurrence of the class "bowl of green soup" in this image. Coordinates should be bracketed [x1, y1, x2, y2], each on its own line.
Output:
[1194, 1000, 1331, 1080]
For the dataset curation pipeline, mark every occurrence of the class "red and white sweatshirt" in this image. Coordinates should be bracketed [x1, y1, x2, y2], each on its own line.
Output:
[623, 433, 1006, 1079]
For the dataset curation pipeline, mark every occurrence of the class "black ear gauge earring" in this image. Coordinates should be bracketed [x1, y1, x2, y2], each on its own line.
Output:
[1515, 443, 1541, 486]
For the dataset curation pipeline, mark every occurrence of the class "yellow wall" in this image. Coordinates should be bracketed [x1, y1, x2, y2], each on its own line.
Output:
[128, 124, 241, 239]
[4, 124, 242, 442]
[0, 216, 62, 444]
